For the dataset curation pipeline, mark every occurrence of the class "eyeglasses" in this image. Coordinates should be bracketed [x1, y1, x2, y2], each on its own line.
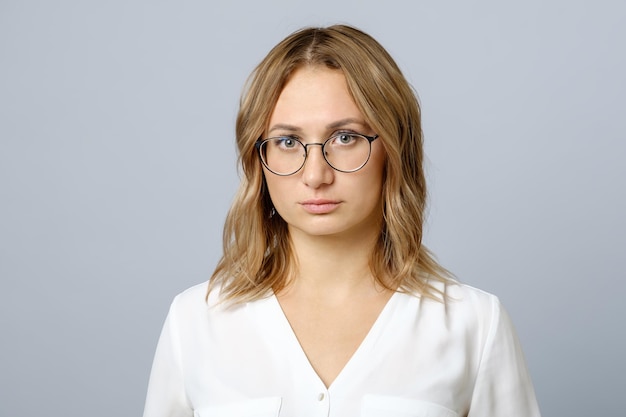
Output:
[255, 133, 379, 176]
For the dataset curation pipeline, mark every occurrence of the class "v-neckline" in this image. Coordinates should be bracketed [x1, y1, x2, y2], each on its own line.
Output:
[250, 291, 400, 391]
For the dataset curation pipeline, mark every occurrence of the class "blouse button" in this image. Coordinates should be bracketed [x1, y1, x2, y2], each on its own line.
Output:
[317, 393, 325, 401]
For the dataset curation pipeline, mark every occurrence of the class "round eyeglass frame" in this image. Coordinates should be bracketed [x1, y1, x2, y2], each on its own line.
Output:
[255, 133, 379, 176]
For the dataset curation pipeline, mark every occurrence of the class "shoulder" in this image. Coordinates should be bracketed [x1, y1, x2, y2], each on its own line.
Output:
[418, 279, 501, 313]
[443, 282, 522, 358]
[446, 280, 500, 312]
[166, 281, 219, 321]
[170, 280, 210, 307]
[447, 281, 503, 331]
[446, 282, 502, 326]
[406, 280, 507, 340]
[166, 280, 252, 325]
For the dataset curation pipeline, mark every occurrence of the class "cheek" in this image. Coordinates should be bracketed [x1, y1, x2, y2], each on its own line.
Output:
[365, 142, 387, 181]
[364, 153, 386, 190]
[263, 173, 277, 202]
[364, 161, 386, 209]
[263, 172, 289, 209]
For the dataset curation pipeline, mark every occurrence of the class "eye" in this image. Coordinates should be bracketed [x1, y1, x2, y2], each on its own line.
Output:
[330, 133, 359, 146]
[339, 133, 355, 144]
[276, 136, 299, 149]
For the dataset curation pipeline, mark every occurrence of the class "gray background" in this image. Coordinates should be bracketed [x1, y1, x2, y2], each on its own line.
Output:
[1, 0, 624, 416]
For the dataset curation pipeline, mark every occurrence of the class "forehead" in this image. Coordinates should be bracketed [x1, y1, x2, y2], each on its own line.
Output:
[267, 66, 366, 133]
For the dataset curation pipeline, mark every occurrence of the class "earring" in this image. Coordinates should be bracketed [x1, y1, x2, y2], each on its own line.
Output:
[270, 207, 276, 218]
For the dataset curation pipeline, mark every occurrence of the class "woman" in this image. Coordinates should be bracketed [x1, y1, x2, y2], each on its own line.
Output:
[143, 25, 541, 417]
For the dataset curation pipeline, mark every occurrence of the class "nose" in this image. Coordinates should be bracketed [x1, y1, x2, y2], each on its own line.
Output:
[301, 143, 334, 188]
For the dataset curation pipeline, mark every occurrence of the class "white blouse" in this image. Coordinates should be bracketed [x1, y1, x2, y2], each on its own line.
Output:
[143, 281, 541, 417]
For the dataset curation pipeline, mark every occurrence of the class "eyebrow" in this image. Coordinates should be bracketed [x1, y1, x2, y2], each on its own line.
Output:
[267, 118, 368, 135]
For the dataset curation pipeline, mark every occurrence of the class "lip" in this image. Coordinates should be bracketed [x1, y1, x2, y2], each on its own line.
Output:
[299, 199, 341, 214]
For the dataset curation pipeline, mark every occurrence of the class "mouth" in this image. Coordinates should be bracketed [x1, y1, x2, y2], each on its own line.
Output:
[299, 199, 341, 214]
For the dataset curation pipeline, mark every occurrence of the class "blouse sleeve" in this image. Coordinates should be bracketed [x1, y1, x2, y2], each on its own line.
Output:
[467, 297, 542, 417]
[143, 297, 194, 417]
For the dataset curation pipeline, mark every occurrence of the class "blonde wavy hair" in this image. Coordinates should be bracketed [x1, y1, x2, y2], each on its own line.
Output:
[208, 24, 452, 304]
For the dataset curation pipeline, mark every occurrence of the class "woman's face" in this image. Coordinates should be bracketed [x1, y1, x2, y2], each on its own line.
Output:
[263, 65, 386, 242]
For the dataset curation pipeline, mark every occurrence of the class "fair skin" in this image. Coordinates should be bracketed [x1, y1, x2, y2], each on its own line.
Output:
[263, 65, 392, 388]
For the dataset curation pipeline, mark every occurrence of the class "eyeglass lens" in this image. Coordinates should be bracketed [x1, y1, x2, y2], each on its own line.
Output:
[260, 134, 372, 175]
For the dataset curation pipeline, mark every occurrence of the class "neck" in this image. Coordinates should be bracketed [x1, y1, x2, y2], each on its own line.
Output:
[281, 226, 382, 300]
